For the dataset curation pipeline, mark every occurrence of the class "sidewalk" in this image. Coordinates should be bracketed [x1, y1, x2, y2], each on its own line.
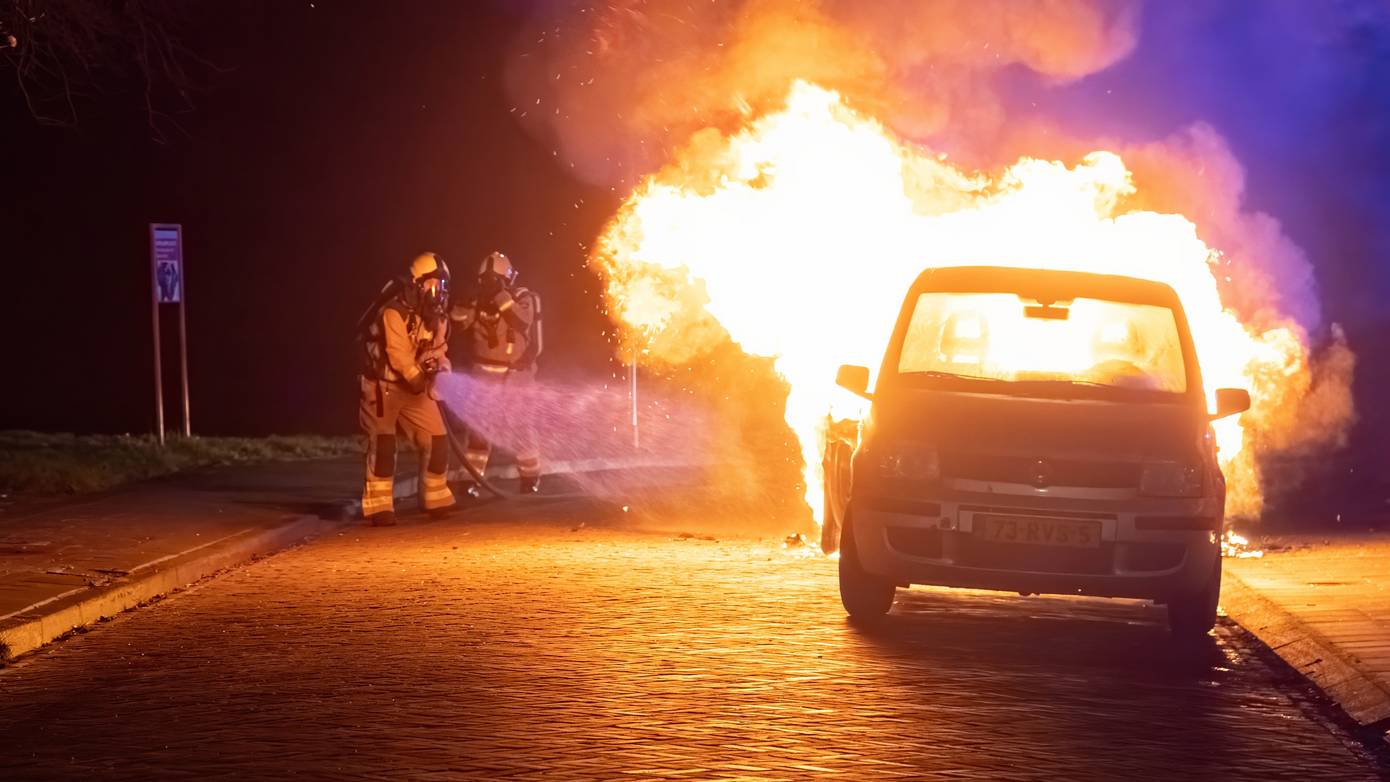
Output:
[0, 452, 705, 661]
[0, 457, 361, 661]
[1224, 533, 1390, 734]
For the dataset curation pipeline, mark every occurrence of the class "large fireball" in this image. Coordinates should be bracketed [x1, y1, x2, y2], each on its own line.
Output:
[592, 82, 1321, 524]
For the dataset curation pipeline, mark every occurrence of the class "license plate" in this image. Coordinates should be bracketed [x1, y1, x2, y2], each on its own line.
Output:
[976, 515, 1102, 548]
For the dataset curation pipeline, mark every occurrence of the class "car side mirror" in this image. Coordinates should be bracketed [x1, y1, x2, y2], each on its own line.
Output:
[1212, 388, 1251, 420]
[836, 365, 872, 400]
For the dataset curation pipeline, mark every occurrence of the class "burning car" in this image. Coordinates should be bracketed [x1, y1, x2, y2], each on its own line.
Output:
[822, 265, 1250, 637]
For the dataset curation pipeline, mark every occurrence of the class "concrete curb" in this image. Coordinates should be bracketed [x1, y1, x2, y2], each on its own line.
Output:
[1222, 569, 1390, 727]
[0, 515, 339, 662]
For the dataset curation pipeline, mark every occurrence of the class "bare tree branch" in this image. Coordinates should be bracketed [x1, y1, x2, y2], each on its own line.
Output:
[1, 0, 212, 139]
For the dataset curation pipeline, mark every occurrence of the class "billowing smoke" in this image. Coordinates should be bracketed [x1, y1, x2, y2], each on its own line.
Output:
[504, 0, 1355, 522]
[507, 0, 1138, 187]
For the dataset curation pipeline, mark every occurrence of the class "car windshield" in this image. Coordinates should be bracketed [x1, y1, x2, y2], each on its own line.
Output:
[896, 291, 1188, 395]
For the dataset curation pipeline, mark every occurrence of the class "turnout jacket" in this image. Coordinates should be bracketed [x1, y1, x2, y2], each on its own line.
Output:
[361, 296, 450, 392]
[451, 287, 540, 370]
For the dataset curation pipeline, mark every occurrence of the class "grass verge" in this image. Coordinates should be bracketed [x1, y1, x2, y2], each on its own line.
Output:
[0, 431, 358, 495]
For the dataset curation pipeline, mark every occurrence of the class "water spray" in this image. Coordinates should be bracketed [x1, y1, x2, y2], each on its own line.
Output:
[432, 371, 714, 502]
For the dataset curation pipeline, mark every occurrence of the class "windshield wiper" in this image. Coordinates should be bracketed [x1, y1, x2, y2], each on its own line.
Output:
[900, 372, 1165, 397]
[1006, 378, 1173, 401]
[1039, 379, 1114, 389]
[899, 370, 1000, 383]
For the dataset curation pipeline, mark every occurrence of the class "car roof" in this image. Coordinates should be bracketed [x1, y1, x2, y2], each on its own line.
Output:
[911, 265, 1184, 310]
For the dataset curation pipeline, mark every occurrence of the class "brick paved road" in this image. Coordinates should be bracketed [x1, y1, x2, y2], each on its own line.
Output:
[0, 496, 1382, 780]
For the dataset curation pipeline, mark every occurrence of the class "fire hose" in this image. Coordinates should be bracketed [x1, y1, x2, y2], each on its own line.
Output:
[438, 401, 509, 499]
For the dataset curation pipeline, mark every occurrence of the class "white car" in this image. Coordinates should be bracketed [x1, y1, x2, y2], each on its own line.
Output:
[822, 266, 1250, 637]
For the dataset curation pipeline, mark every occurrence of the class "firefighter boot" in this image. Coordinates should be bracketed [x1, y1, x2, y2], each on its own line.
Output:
[519, 475, 541, 495]
[368, 510, 398, 527]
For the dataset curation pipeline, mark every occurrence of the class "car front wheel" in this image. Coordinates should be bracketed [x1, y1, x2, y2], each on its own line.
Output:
[839, 516, 896, 619]
[1167, 555, 1222, 639]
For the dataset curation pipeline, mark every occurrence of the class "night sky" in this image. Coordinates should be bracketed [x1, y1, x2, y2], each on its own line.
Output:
[3, 2, 617, 436]
[3, 0, 1388, 441]
[1032, 2, 1390, 327]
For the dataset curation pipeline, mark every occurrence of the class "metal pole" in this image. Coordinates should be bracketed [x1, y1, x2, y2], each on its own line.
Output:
[176, 228, 191, 437]
[630, 349, 639, 450]
[148, 224, 165, 445]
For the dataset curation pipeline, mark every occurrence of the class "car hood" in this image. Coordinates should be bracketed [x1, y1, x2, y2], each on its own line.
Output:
[873, 387, 1203, 463]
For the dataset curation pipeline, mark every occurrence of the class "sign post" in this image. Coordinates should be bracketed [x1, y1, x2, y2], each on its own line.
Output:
[149, 223, 190, 442]
[630, 350, 639, 450]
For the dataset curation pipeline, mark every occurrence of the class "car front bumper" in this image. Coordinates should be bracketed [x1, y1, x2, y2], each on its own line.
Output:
[850, 489, 1221, 600]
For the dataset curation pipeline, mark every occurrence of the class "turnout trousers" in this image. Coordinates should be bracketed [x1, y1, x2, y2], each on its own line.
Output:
[463, 364, 542, 481]
[359, 375, 455, 517]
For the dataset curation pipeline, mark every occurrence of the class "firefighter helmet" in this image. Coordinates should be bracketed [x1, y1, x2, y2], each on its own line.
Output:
[479, 251, 518, 286]
[408, 252, 450, 319]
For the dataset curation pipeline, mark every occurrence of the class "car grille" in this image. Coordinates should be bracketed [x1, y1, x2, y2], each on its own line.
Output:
[941, 452, 1140, 489]
[888, 527, 1181, 575]
[958, 536, 1115, 575]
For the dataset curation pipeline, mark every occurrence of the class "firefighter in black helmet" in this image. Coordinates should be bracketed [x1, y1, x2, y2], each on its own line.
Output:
[357, 253, 456, 525]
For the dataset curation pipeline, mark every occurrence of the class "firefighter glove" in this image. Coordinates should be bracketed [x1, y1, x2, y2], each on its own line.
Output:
[404, 370, 430, 394]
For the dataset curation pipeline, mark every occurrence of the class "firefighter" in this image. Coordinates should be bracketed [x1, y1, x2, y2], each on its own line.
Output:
[450, 251, 544, 495]
[357, 252, 457, 526]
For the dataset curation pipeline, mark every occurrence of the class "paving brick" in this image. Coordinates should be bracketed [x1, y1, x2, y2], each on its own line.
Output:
[0, 510, 1382, 780]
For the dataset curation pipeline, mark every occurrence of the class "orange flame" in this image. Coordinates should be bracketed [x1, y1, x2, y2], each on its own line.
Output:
[593, 82, 1313, 524]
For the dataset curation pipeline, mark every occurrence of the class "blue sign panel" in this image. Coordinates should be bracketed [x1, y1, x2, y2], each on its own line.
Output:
[151, 224, 183, 303]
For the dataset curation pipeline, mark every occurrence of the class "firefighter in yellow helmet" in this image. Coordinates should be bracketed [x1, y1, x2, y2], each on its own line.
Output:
[356, 252, 457, 526]
[451, 251, 543, 495]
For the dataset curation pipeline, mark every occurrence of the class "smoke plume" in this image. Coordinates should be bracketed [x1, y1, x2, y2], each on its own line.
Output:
[507, 0, 1138, 186]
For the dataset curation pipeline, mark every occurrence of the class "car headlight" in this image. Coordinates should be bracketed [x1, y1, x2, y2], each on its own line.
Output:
[877, 443, 940, 482]
[1140, 461, 1203, 498]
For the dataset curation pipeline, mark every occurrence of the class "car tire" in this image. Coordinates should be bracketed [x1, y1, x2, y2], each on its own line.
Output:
[839, 515, 896, 620]
[1167, 555, 1222, 639]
